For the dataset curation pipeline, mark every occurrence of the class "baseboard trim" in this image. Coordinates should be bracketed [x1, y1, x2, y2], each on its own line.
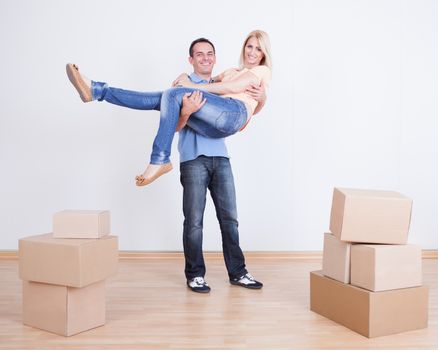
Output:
[118, 251, 325, 260]
[422, 250, 438, 259]
[0, 251, 18, 260]
[2, 250, 438, 260]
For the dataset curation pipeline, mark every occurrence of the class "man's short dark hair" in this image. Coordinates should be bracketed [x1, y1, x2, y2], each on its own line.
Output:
[189, 38, 216, 57]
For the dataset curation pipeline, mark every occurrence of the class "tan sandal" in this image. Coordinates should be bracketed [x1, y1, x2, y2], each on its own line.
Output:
[66, 63, 92, 102]
[135, 163, 173, 187]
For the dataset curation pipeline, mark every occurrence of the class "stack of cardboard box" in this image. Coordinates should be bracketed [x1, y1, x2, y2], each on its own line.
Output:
[19, 210, 118, 336]
[310, 188, 429, 338]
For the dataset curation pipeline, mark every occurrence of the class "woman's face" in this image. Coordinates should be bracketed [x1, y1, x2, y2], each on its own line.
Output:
[244, 36, 264, 67]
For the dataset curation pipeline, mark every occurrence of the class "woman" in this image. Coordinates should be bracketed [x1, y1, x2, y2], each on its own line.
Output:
[67, 30, 272, 186]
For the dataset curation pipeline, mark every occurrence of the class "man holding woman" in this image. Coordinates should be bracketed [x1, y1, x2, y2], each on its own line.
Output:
[67, 30, 272, 186]
[66, 30, 272, 292]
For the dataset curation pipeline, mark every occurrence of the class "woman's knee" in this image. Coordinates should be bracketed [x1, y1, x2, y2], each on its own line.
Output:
[162, 87, 188, 102]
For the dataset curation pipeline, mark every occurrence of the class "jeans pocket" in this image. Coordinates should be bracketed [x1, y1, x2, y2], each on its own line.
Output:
[215, 111, 243, 136]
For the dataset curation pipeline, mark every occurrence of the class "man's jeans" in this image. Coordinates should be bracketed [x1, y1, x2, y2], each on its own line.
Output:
[180, 156, 247, 280]
[92, 83, 247, 165]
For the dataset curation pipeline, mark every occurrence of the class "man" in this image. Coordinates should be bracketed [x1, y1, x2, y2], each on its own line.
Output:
[177, 38, 265, 293]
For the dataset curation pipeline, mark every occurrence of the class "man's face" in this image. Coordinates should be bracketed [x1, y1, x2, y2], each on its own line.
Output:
[189, 42, 216, 77]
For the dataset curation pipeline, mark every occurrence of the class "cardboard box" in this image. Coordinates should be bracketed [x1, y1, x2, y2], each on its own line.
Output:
[19, 233, 118, 287]
[53, 210, 110, 238]
[329, 187, 412, 244]
[351, 244, 422, 292]
[23, 280, 105, 336]
[310, 271, 428, 338]
[322, 232, 352, 283]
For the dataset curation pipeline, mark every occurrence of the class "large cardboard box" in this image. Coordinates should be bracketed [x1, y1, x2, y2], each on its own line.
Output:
[322, 232, 352, 283]
[351, 244, 422, 292]
[329, 187, 412, 244]
[19, 233, 118, 287]
[23, 280, 105, 336]
[53, 210, 110, 238]
[310, 271, 428, 338]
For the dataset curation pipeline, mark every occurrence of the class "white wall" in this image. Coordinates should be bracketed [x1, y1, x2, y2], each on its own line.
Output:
[0, 0, 437, 251]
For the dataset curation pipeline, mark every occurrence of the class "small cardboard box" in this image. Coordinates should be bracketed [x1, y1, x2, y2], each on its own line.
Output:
[23, 280, 105, 336]
[19, 233, 118, 287]
[329, 187, 412, 244]
[322, 232, 352, 283]
[310, 271, 428, 338]
[351, 244, 422, 292]
[53, 210, 110, 238]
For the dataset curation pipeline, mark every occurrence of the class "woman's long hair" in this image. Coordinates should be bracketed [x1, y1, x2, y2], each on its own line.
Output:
[239, 30, 272, 70]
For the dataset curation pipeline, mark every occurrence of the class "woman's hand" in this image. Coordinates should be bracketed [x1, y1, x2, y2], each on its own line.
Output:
[172, 73, 190, 87]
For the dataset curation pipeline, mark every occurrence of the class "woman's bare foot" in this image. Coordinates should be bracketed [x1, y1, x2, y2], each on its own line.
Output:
[135, 163, 173, 186]
[66, 63, 92, 102]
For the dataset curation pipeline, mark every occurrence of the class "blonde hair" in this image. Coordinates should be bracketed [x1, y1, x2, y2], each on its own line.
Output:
[239, 30, 272, 70]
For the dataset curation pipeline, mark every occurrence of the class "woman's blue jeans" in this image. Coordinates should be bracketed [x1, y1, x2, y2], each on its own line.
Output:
[92, 82, 248, 164]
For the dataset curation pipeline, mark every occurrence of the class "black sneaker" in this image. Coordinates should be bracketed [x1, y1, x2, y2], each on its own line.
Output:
[230, 273, 263, 289]
[187, 277, 211, 293]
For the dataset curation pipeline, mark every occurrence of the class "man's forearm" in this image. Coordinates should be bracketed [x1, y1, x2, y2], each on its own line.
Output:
[176, 110, 191, 132]
[253, 99, 266, 115]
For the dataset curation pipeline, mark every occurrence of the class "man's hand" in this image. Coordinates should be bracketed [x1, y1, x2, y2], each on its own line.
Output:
[176, 91, 206, 132]
[182, 91, 206, 115]
[172, 73, 190, 87]
[245, 81, 266, 103]
[246, 81, 267, 115]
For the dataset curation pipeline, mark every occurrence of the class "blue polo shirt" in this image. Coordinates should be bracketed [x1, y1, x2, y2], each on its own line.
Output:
[177, 73, 229, 163]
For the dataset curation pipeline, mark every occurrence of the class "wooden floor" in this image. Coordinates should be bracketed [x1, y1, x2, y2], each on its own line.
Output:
[1, 256, 437, 349]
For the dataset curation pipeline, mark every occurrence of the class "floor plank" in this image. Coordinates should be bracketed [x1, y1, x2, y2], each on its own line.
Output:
[0, 257, 437, 349]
